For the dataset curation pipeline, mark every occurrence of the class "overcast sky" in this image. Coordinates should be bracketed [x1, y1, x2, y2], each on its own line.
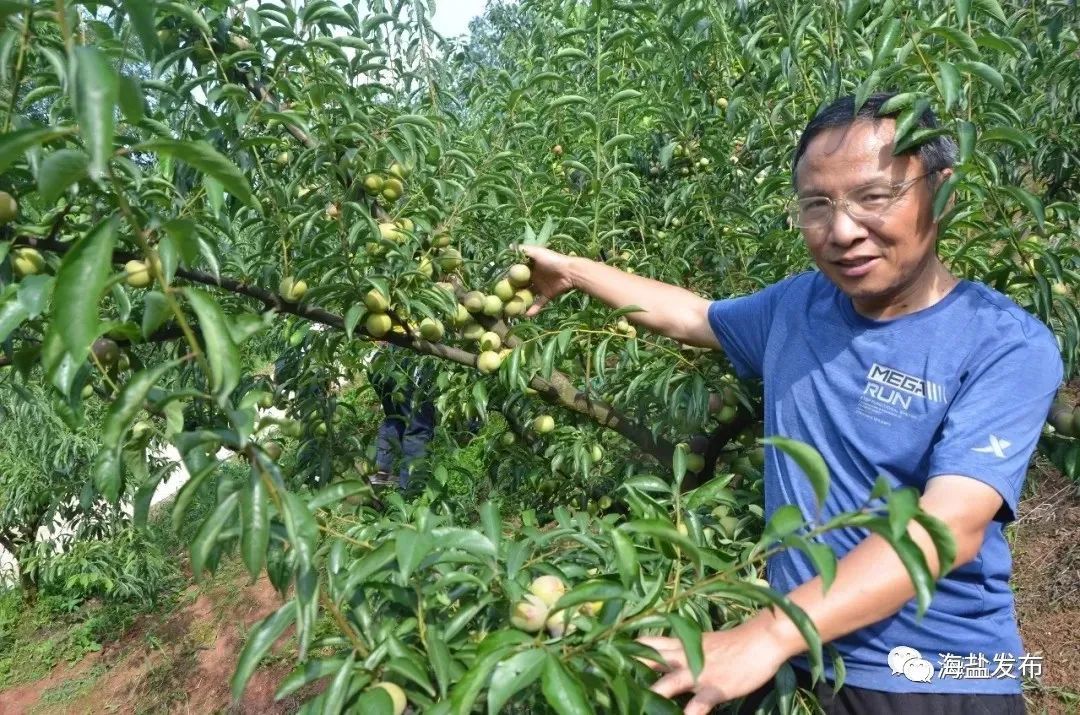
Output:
[430, 0, 489, 38]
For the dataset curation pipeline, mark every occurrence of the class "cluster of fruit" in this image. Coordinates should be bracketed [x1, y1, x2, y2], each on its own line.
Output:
[1049, 400, 1080, 438]
[362, 162, 410, 205]
[509, 575, 602, 638]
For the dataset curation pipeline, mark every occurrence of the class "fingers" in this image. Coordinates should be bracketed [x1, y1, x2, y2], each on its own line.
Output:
[524, 294, 549, 317]
[636, 636, 686, 672]
[684, 691, 725, 715]
[649, 668, 695, 701]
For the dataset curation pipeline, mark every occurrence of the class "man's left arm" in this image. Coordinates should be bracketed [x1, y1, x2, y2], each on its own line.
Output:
[641, 476, 1003, 715]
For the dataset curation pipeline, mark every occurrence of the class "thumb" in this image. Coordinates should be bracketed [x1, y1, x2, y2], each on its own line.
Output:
[684, 692, 724, 715]
[525, 294, 550, 317]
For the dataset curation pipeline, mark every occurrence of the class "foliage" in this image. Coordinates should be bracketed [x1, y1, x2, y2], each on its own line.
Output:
[0, 0, 1077, 712]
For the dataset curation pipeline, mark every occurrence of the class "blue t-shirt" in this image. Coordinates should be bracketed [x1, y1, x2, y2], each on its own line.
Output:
[708, 271, 1063, 695]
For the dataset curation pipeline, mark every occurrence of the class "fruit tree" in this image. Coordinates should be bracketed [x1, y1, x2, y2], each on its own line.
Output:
[0, 0, 1077, 712]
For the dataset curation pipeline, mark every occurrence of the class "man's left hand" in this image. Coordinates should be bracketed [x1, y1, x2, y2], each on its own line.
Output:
[639, 613, 794, 715]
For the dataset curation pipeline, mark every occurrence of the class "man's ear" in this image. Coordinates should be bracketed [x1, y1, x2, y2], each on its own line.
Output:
[931, 167, 956, 220]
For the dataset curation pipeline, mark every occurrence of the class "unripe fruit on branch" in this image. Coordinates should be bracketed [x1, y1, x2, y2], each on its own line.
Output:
[686, 453, 705, 473]
[590, 445, 603, 462]
[716, 96, 729, 109]
[381, 179, 403, 202]
[431, 229, 451, 248]
[388, 162, 410, 180]
[12, 247, 44, 277]
[479, 331, 501, 351]
[462, 323, 485, 341]
[419, 318, 444, 342]
[125, 259, 153, 288]
[477, 350, 502, 374]
[552, 144, 563, 156]
[510, 594, 550, 632]
[546, 608, 577, 638]
[451, 304, 471, 327]
[362, 174, 384, 195]
[0, 191, 18, 224]
[581, 600, 604, 617]
[325, 203, 340, 220]
[463, 291, 485, 313]
[263, 441, 283, 461]
[1049, 403, 1075, 436]
[508, 263, 531, 288]
[437, 247, 463, 271]
[532, 415, 555, 434]
[500, 432, 516, 446]
[366, 313, 392, 337]
[131, 420, 153, 441]
[529, 574, 566, 607]
[515, 288, 534, 307]
[274, 151, 290, 167]
[370, 682, 407, 715]
[278, 276, 307, 302]
[364, 289, 389, 313]
[482, 295, 503, 316]
[91, 338, 120, 367]
[503, 297, 526, 317]
[379, 222, 404, 242]
[418, 258, 433, 278]
[1051, 282, 1070, 297]
[494, 279, 515, 302]
[397, 217, 415, 232]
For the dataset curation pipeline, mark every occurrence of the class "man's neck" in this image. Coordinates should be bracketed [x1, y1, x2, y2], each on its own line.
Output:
[851, 259, 959, 321]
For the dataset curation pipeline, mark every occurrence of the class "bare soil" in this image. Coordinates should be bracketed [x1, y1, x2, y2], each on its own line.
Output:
[0, 569, 296, 715]
[1013, 460, 1080, 715]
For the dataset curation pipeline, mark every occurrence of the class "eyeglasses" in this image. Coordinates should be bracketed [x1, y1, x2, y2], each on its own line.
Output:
[786, 170, 939, 230]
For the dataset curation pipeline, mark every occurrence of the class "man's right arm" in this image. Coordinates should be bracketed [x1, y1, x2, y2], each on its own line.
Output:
[522, 246, 721, 350]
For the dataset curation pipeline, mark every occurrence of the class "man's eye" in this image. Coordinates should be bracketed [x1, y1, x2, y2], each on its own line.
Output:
[856, 192, 891, 206]
[801, 199, 829, 211]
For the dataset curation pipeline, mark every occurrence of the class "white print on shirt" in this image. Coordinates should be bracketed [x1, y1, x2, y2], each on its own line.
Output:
[856, 362, 948, 424]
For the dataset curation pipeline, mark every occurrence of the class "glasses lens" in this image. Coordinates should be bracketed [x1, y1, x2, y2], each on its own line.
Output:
[793, 198, 831, 228]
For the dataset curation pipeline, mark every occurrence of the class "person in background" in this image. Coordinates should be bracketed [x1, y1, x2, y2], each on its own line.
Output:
[366, 343, 436, 489]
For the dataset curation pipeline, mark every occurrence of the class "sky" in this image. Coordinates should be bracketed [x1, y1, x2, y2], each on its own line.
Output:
[430, 0, 489, 39]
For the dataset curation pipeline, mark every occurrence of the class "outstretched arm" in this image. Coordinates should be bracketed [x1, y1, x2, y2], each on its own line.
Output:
[521, 245, 721, 349]
[639, 475, 1003, 715]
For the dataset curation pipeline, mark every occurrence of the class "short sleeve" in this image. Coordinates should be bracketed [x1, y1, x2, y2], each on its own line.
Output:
[927, 332, 1063, 521]
[708, 276, 798, 379]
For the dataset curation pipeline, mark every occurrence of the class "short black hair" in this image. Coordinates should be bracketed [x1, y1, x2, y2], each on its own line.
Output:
[791, 92, 958, 188]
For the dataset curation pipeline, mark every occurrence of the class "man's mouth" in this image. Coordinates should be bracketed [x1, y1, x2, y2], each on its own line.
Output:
[832, 256, 880, 277]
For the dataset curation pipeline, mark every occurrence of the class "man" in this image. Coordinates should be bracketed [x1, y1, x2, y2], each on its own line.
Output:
[522, 93, 1063, 714]
[366, 343, 437, 489]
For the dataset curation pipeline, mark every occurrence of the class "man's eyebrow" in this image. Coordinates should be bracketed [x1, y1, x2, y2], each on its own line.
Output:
[797, 175, 892, 196]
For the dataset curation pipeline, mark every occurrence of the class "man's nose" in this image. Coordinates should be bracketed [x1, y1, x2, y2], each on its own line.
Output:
[827, 203, 869, 246]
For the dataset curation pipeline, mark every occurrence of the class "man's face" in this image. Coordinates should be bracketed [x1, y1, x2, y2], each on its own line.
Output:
[794, 120, 944, 309]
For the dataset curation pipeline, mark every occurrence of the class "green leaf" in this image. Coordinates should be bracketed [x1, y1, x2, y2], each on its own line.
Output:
[101, 362, 174, 445]
[667, 614, 704, 680]
[308, 480, 369, 511]
[395, 528, 433, 581]
[392, 114, 437, 131]
[231, 603, 296, 701]
[936, 61, 961, 112]
[608, 89, 642, 105]
[925, 26, 979, 57]
[760, 504, 805, 547]
[541, 653, 594, 715]
[866, 520, 937, 616]
[487, 649, 545, 714]
[763, 437, 829, 510]
[549, 95, 589, 109]
[141, 291, 170, 338]
[185, 288, 240, 405]
[0, 299, 28, 343]
[52, 216, 117, 361]
[553, 580, 626, 613]
[74, 46, 118, 181]
[280, 490, 319, 659]
[955, 61, 1005, 93]
[872, 18, 902, 67]
[240, 470, 270, 579]
[322, 650, 356, 715]
[610, 527, 638, 589]
[0, 127, 75, 174]
[122, 0, 160, 59]
[117, 74, 145, 125]
[955, 0, 970, 24]
[37, 149, 89, 204]
[191, 491, 239, 580]
[886, 487, 919, 540]
[957, 121, 976, 162]
[138, 139, 258, 208]
[972, 0, 1007, 24]
[913, 510, 957, 577]
[1000, 185, 1044, 229]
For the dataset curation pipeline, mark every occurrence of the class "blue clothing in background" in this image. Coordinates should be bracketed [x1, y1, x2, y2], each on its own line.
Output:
[708, 271, 1063, 694]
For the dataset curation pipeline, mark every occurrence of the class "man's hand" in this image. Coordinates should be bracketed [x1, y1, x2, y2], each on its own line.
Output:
[517, 244, 721, 348]
[639, 612, 794, 715]
[519, 245, 578, 316]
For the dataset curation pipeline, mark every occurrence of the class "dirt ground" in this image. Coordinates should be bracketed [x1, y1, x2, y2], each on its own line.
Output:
[0, 466, 1077, 714]
[0, 570, 297, 715]
[1013, 461, 1080, 714]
